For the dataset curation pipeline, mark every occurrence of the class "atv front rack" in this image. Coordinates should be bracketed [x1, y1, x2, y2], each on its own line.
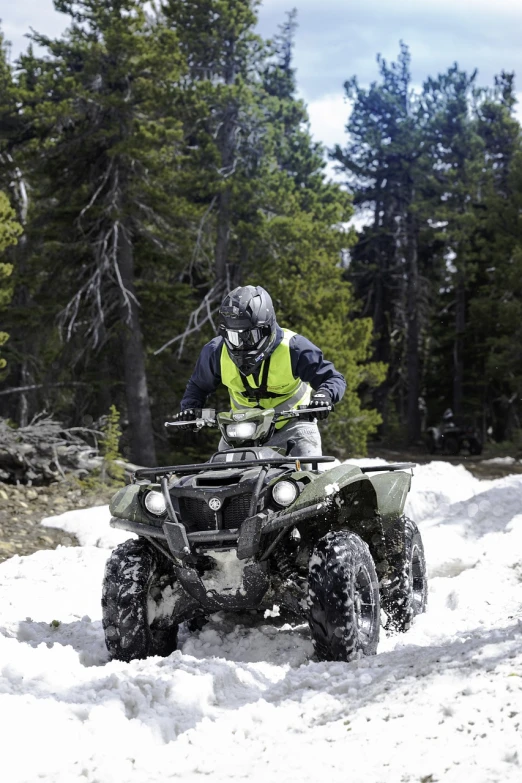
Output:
[358, 463, 416, 473]
[132, 455, 337, 482]
[132, 459, 415, 482]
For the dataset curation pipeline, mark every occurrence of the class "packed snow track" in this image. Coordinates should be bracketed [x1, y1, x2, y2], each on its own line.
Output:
[1, 460, 521, 782]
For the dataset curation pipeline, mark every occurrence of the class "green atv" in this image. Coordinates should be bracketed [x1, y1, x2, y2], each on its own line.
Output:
[102, 406, 427, 663]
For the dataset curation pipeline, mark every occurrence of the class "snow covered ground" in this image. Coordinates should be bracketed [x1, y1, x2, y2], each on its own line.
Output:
[1, 460, 521, 783]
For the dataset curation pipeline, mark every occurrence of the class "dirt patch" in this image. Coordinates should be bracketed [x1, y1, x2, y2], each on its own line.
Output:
[0, 480, 116, 564]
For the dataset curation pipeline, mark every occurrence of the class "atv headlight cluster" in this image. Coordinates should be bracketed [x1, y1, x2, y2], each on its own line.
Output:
[271, 480, 299, 508]
[144, 490, 167, 516]
[226, 421, 257, 439]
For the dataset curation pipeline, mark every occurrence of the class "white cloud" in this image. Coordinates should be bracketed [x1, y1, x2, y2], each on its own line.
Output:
[1, 0, 68, 60]
[258, 0, 522, 101]
[305, 91, 351, 151]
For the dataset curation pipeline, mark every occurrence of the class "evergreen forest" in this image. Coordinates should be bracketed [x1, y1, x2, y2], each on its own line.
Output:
[1, 0, 521, 466]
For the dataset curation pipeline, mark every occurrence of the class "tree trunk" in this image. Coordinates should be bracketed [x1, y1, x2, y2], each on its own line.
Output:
[406, 210, 420, 444]
[117, 223, 156, 466]
[5, 170, 32, 426]
[453, 275, 466, 416]
[215, 185, 232, 284]
[214, 41, 237, 285]
[371, 206, 391, 431]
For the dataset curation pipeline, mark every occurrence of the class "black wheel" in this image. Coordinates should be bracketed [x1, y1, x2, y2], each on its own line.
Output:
[307, 531, 380, 662]
[381, 516, 427, 632]
[102, 538, 179, 662]
[425, 432, 437, 454]
[443, 435, 460, 456]
[468, 438, 483, 456]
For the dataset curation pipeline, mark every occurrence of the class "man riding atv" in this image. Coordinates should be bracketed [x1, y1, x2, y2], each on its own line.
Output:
[103, 285, 427, 664]
[171, 285, 346, 456]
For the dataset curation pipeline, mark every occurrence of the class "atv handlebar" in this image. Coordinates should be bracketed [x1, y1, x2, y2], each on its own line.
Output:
[164, 408, 217, 430]
[164, 406, 332, 430]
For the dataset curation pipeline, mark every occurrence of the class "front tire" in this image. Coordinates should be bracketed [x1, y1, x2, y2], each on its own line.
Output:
[102, 538, 179, 662]
[308, 531, 380, 662]
[381, 516, 427, 632]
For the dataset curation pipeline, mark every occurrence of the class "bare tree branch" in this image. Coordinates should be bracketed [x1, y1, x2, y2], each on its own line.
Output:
[0, 382, 89, 397]
[154, 281, 225, 357]
[186, 196, 217, 281]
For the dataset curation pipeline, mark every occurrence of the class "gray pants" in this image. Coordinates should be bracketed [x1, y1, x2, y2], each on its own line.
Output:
[218, 419, 322, 457]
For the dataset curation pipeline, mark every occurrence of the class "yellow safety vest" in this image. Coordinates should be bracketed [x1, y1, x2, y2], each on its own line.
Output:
[220, 328, 312, 428]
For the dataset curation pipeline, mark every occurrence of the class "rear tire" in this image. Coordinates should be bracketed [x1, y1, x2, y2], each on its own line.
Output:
[381, 516, 427, 632]
[443, 435, 460, 456]
[426, 432, 437, 454]
[102, 538, 179, 662]
[468, 438, 482, 456]
[308, 531, 380, 662]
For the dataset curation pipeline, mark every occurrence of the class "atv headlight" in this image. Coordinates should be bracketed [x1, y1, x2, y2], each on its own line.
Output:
[144, 490, 167, 516]
[226, 421, 257, 439]
[272, 480, 298, 508]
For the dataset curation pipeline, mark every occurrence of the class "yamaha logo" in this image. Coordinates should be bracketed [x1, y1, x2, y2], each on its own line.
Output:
[208, 497, 222, 511]
[233, 413, 246, 421]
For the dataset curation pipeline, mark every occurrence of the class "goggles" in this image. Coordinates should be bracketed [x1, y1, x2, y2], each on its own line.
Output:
[224, 327, 264, 348]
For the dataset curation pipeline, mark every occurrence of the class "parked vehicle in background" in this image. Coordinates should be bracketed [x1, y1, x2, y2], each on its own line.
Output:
[426, 408, 483, 456]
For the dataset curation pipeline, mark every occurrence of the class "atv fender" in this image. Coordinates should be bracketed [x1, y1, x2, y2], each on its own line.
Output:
[288, 464, 380, 547]
[367, 470, 411, 520]
[290, 464, 375, 514]
[109, 483, 161, 526]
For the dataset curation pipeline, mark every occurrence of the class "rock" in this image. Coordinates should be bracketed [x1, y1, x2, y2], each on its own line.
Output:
[37, 535, 57, 545]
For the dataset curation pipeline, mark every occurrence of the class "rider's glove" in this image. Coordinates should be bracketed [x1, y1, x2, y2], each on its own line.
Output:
[303, 391, 333, 420]
[172, 408, 202, 431]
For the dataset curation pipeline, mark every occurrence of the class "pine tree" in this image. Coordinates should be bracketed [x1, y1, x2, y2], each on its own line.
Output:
[160, 0, 265, 291]
[0, 190, 23, 372]
[99, 404, 125, 483]
[332, 44, 428, 443]
[16, 0, 188, 464]
[245, 13, 386, 455]
[467, 75, 522, 439]
[0, 30, 40, 423]
[420, 66, 484, 418]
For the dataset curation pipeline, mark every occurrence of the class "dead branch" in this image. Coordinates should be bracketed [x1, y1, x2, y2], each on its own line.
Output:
[0, 414, 104, 484]
[154, 281, 225, 358]
[0, 382, 89, 397]
[186, 196, 217, 282]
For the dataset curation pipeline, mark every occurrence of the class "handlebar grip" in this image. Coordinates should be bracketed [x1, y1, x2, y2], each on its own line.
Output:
[165, 408, 217, 429]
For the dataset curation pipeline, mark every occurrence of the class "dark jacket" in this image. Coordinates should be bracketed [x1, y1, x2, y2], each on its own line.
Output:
[180, 325, 346, 409]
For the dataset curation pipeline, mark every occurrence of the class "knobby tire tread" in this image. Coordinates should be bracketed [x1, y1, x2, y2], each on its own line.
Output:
[102, 537, 178, 662]
[308, 531, 380, 662]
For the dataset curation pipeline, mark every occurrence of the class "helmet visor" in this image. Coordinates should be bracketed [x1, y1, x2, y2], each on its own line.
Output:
[224, 327, 264, 349]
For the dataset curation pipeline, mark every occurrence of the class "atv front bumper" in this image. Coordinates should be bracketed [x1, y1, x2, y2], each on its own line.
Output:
[109, 499, 327, 561]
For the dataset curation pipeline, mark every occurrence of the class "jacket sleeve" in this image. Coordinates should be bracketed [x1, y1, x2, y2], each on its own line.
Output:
[180, 337, 223, 409]
[290, 334, 347, 404]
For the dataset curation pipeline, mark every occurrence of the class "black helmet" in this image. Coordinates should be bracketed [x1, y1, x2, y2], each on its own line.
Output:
[218, 285, 277, 374]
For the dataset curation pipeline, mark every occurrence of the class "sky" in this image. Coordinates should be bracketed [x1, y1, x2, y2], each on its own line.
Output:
[1, 0, 522, 153]
[1, 457, 522, 781]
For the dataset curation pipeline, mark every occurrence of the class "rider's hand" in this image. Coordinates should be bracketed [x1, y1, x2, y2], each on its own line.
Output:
[172, 408, 202, 431]
[302, 391, 333, 420]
